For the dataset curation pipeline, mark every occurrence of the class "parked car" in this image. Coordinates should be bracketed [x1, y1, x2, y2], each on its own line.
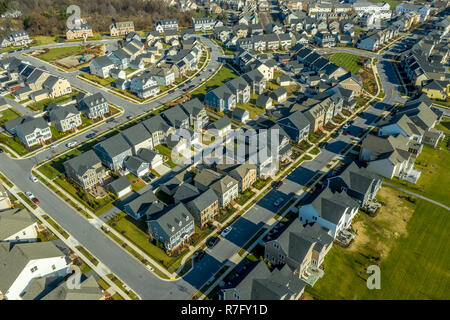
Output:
[274, 197, 284, 207]
[25, 191, 34, 198]
[86, 133, 96, 139]
[342, 123, 350, 129]
[273, 181, 283, 189]
[0, 148, 3, 153]
[193, 249, 205, 261]
[168, 89, 175, 94]
[32, 197, 40, 204]
[30, 175, 38, 183]
[206, 236, 220, 248]
[106, 117, 115, 123]
[66, 141, 77, 148]
[221, 226, 233, 237]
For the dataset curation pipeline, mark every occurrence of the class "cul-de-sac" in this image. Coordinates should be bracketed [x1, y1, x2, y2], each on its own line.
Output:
[0, 0, 448, 301]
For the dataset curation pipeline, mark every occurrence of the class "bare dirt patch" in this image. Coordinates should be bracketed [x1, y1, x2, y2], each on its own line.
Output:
[348, 187, 415, 260]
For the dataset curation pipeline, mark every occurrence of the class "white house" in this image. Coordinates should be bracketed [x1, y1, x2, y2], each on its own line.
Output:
[299, 187, 359, 238]
[130, 74, 160, 99]
[0, 241, 70, 300]
[15, 117, 52, 148]
[0, 209, 38, 243]
[396, 3, 430, 22]
[0, 184, 12, 211]
[89, 56, 115, 78]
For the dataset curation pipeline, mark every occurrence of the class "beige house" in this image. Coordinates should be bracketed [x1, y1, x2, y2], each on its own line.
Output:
[109, 21, 135, 37]
[63, 150, 108, 190]
[43, 76, 72, 98]
[66, 24, 93, 40]
[223, 163, 257, 192]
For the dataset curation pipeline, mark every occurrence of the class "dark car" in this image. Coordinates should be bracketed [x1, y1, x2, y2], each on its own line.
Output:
[168, 89, 175, 94]
[206, 236, 220, 248]
[185, 80, 191, 84]
[273, 181, 283, 189]
[0, 148, 3, 153]
[194, 250, 206, 261]
[86, 133, 96, 139]
[148, 172, 156, 179]
[106, 117, 115, 123]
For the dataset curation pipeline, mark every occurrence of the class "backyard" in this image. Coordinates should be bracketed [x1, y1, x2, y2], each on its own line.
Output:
[329, 52, 363, 74]
[36, 46, 88, 62]
[191, 64, 239, 100]
[385, 118, 450, 207]
[305, 186, 450, 300]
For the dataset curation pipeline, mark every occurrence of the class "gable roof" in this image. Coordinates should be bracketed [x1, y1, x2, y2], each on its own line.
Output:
[64, 150, 102, 177]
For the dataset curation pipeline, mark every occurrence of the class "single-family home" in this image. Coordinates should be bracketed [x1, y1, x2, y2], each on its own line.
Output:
[64, 150, 108, 190]
[47, 104, 82, 133]
[106, 176, 132, 198]
[0, 209, 38, 243]
[77, 92, 109, 119]
[120, 123, 154, 155]
[93, 134, 133, 172]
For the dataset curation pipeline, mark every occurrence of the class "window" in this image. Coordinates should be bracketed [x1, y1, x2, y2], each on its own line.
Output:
[52, 265, 56, 270]
[30, 266, 38, 273]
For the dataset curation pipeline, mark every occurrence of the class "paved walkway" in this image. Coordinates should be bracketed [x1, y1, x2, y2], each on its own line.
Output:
[382, 182, 450, 211]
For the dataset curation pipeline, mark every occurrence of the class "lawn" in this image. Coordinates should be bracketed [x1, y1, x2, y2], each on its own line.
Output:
[31, 36, 59, 47]
[191, 64, 239, 100]
[305, 186, 450, 300]
[0, 108, 22, 126]
[155, 144, 177, 168]
[36, 46, 87, 62]
[385, 118, 450, 207]
[329, 52, 363, 73]
[79, 73, 116, 87]
[27, 91, 79, 111]
[126, 174, 147, 192]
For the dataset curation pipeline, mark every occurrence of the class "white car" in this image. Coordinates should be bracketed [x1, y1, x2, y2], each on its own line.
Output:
[30, 175, 38, 183]
[66, 141, 77, 148]
[342, 123, 350, 129]
[51, 144, 59, 149]
[221, 226, 233, 237]
[25, 191, 34, 199]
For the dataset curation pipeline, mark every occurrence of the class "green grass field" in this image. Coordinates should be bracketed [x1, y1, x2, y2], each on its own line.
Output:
[386, 118, 450, 207]
[306, 187, 450, 300]
[191, 65, 238, 100]
[0, 108, 22, 126]
[329, 52, 363, 73]
[37, 46, 87, 62]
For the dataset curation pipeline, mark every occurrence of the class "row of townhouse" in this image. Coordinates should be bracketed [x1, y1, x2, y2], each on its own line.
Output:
[356, 25, 400, 51]
[63, 97, 208, 189]
[66, 23, 93, 40]
[221, 161, 383, 300]
[359, 94, 444, 183]
[2, 91, 109, 148]
[192, 17, 223, 32]
[237, 32, 294, 51]
[0, 58, 72, 102]
[0, 30, 32, 48]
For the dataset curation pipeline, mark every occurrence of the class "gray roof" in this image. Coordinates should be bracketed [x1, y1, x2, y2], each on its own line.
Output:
[120, 123, 152, 148]
[188, 189, 218, 213]
[79, 92, 107, 110]
[211, 175, 238, 194]
[64, 150, 102, 177]
[91, 55, 114, 68]
[125, 189, 159, 215]
[232, 107, 249, 120]
[137, 148, 160, 164]
[332, 162, 381, 196]
[94, 134, 131, 158]
[209, 116, 231, 131]
[15, 117, 49, 136]
[41, 275, 103, 300]
[48, 104, 80, 122]
[0, 209, 36, 239]
[125, 155, 148, 172]
[0, 242, 65, 294]
[310, 187, 359, 224]
[173, 183, 200, 203]
[107, 176, 131, 194]
[194, 169, 222, 188]
[180, 98, 204, 117]
[162, 169, 193, 193]
[142, 114, 171, 134]
[161, 105, 189, 128]
[149, 203, 194, 237]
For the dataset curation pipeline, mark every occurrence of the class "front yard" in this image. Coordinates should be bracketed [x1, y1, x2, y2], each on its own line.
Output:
[305, 186, 450, 299]
[191, 64, 239, 100]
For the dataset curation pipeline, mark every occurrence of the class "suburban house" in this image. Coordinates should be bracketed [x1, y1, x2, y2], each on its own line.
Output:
[106, 176, 132, 198]
[378, 114, 425, 145]
[211, 175, 239, 207]
[264, 219, 333, 278]
[243, 69, 266, 94]
[77, 92, 109, 119]
[299, 187, 360, 239]
[0, 241, 70, 300]
[108, 48, 132, 70]
[220, 260, 306, 300]
[109, 21, 135, 37]
[208, 116, 232, 137]
[277, 111, 310, 144]
[64, 150, 108, 190]
[124, 155, 149, 177]
[14, 117, 52, 148]
[89, 56, 116, 78]
[161, 105, 190, 129]
[327, 161, 382, 208]
[130, 73, 160, 99]
[142, 114, 173, 146]
[180, 98, 208, 131]
[121, 123, 154, 155]
[185, 189, 219, 228]
[42, 76, 72, 99]
[204, 85, 237, 112]
[136, 148, 163, 170]
[192, 17, 221, 31]
[225, 163, 257, 192]
[194, 169, 223, 192]
[93, 134, 133, 172]
[66, 24, 93, 40]
[47, 104, 82, 133]
[360, 134, 422, 183]
[123, 189, 164, 220]
[256, 94, 273, 109]
[159, 169, 193, 196]
[154, 19, 179, 33]
[225, 76, 251, 104]
[270, 87, 287, 103]
[149, 67, 175, 86]
[173, 183, 200, 205]
[0, 209, 38, 243]
[147, 203, 195, 252]
[232, 107, 250, 123]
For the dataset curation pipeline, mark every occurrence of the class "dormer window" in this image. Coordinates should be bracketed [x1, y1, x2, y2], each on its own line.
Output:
[178, 221, 182, 227]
